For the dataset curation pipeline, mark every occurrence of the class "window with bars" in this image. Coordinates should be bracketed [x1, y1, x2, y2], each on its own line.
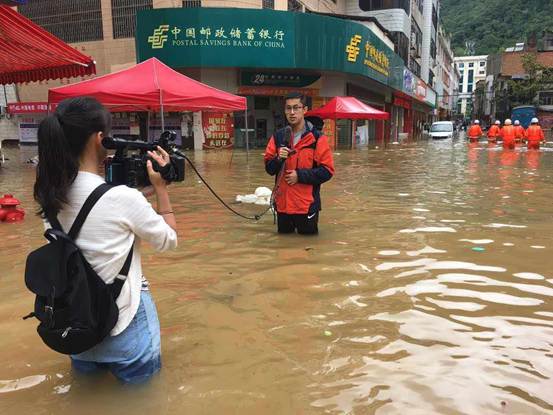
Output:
[288, 0, 303, 12]
[18, 0, 103, 43]
[182, 0, 201, 7]
[262, 0, 274, 9]
[112, 0, 153, 39]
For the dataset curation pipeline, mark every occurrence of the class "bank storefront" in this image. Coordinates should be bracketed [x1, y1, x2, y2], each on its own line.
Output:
[136, 8, 435, 149]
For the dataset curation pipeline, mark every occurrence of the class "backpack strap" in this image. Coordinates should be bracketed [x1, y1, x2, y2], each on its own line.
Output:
[47, 215, 64, 233]
[68, 183, 114, 240]
[110, 242, 133, 299]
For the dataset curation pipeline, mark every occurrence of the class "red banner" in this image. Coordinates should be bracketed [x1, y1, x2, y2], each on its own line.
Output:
[237, 86, 318, 97]
[7, 102, 56, 114]
[202, 112, 234, 149]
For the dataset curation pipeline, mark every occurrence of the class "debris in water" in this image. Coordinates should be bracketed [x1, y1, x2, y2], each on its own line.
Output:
[472, 247, 486, 252]
[324, 330, 332, 337]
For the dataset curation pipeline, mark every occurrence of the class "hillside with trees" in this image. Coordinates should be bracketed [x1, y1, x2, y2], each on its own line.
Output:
[441, 0, 553, 56]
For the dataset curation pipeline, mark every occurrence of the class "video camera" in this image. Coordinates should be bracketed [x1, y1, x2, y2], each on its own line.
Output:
[102, 130, 185, 188]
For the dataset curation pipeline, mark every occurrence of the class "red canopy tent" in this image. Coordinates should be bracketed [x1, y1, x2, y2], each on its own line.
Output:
[0, 5, 96, 84]
[49, 57, 249, 149]
[49, 58, 246, 113]
[306, 96, 389, 120]
[306, 97, 389, 148]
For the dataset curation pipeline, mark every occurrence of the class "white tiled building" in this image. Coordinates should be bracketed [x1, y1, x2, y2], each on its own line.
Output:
[454, 55, 488, 118]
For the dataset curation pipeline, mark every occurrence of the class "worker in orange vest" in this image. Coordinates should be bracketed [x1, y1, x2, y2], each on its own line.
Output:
[467, 120, 483, 143]
[525, 117, 545, 150]
[488, 120, 501, 143]
[514, 120, 525, 144]
[500, 119, 516, 150]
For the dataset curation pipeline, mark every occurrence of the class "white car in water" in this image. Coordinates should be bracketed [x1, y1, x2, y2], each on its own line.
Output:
[429, 121, 456, 139]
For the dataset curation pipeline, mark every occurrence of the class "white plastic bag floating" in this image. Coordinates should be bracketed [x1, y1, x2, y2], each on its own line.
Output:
[254, 187, 272, 197]
[236, 187, 272, 206]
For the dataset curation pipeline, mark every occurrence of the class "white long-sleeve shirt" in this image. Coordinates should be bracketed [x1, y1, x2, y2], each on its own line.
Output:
[51, 171, 177, 335]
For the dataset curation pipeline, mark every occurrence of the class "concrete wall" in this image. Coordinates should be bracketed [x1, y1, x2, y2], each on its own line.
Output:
[420, 0, 433, 83]
[344, 1, 410, 36]
[200, 68, 239, 93]
[0, 118, 20, 143]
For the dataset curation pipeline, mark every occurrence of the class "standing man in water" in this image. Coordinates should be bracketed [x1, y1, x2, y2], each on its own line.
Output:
[467, 120, 483, 143]
[525, 117, 546, 150]
[264, 93, 335, 235]
[488, 120, 501, 143]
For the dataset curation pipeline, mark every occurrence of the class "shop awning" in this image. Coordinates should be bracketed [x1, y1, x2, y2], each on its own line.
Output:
[306, 96, 389, 120]
[49, 58, 247, 113]
[0, 5, 96, 85]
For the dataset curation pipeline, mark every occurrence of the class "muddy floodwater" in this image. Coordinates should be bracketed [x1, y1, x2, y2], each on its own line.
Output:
[1, 137, 553, 415]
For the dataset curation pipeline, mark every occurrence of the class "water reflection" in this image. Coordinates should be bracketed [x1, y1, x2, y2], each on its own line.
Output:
[1, 138, 553, 414]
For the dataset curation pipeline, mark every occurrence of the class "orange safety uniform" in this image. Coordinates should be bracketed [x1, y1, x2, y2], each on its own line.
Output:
[525, 125, 545, 150]
[467, 125, 483, 142]
[264, 124, 335, 215]
[500, 125, 516, 149]
[514, 125, 525, 142]
[487, 125, 501, 142]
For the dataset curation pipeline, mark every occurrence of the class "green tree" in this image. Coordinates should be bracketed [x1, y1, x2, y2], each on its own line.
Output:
[441, 0, 553, 55]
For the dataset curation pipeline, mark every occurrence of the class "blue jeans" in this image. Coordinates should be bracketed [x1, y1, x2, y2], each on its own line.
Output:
[71, 291, 161, 384]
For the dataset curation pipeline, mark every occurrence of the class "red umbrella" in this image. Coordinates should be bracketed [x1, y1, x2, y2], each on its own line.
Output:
[0, 5, 96, 84]
[306, 96, 389, 120]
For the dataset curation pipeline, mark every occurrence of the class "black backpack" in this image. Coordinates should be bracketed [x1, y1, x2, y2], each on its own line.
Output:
[23, 183, 133, 355]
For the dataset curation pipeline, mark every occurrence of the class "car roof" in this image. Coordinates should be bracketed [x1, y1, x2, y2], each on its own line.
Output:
[432, 121, 453, 125]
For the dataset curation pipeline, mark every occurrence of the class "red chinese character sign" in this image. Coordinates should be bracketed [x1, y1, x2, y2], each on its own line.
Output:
[202, 112, 234, 149]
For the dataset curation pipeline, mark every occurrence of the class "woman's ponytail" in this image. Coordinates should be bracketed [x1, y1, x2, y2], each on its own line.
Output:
[33, 97, 111, 218]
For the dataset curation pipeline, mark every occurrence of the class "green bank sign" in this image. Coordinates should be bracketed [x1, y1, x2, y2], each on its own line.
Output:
[136, 8, 405, 89]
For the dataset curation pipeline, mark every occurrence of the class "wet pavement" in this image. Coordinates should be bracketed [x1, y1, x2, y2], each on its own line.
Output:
[1, 136, 553, 414]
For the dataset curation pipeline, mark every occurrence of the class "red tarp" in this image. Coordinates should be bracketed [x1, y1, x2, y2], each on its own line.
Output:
[49, 58, 247, 112]
[0, 5, 96, 84]
[306, 96, 389, 120]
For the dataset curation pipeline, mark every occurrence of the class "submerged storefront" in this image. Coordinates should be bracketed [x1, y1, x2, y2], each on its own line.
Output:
[136, 8, 435, 149]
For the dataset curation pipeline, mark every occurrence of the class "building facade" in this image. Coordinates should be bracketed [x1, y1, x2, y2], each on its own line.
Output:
[453, 55, 488, 119]
[485, 35, 553, 130]
[435, 26, 454, 119]
[15, 0, 438, 148]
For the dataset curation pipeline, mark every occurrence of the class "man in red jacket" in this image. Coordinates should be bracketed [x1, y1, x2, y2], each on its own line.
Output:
[488, 120, 501, 143]
[514, 120, 525, 144]
[526, 117, 546, 150]
[467, 120, 483, 143]
[500, 119, 516, 149]
[264, 93, 335, 234]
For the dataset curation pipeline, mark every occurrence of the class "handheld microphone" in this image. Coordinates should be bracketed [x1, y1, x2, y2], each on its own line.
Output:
[282, 125, 296, 155]
[283, 125, 293, 148]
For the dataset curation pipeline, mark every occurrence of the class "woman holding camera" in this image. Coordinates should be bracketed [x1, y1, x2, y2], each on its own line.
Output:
[34, 97, 177, 383]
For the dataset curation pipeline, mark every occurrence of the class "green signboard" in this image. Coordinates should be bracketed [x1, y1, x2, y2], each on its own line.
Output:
[137, 8, 294, 69]
[136, 8, 408, 92]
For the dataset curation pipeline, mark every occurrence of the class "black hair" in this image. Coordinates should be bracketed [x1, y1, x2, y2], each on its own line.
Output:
[284, 92, 307, 107]
[34, 96, 112, 218]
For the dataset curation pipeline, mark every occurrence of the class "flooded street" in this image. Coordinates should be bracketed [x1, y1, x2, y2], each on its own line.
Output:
[1, 137, 553, 414]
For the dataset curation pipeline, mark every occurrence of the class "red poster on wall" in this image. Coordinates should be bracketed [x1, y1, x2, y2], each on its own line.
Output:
[202, 112, 234, 149]
[323, 119, 336, 150]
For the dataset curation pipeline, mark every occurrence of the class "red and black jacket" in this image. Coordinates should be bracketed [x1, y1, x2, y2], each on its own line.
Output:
[264, 123, 335, 215]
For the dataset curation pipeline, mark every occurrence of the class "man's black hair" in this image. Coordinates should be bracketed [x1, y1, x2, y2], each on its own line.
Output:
[284, 92, 307, 106]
